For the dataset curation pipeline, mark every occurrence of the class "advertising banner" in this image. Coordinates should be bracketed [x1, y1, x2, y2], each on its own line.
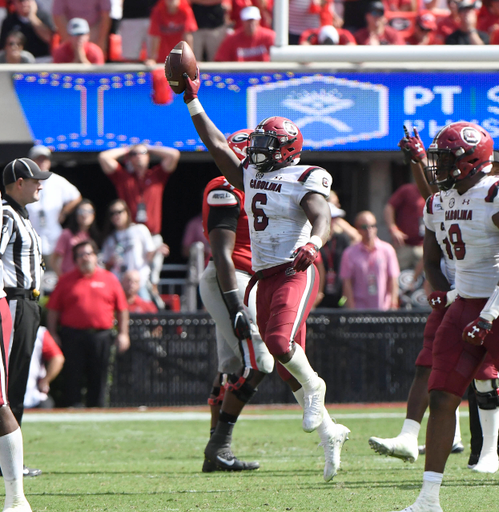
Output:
[13, 70, 499, 152]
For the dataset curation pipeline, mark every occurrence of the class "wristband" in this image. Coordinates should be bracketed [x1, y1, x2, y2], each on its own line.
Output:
[223, 289, 243, 316]
[480, 285, 499, 322]
[309, 235, 323, 250]
[187, 98, 204, 117]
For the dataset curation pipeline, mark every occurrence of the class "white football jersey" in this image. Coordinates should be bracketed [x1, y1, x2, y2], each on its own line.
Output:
[439, 175, 499, 298]
[243, 163, 332, 272]
[424, 192, 456, 287]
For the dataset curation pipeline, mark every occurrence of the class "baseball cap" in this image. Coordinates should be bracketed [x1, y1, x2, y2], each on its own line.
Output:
[28, 145, 51, 160]
[3, 158, 52, 186]
[329, 203, 346, 218]
[417, 12, 437, 31]
[67, 18, 90, 36]
[240, 6, 261, 21]
[458, 0, 481, 9]
[367, 1, 385, 15]
[318, 25, 340, 45]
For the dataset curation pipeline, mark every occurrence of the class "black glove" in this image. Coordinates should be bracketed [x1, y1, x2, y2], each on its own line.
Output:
[223, 290, 252, 341]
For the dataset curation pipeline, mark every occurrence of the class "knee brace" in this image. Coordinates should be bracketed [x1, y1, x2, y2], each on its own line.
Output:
[472, 379, 499, 410]
[207, 374, 226, 406]
[225, 367, 257, 403]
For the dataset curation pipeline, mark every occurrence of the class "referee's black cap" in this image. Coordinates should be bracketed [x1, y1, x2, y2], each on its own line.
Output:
[3, 158, 52, 187]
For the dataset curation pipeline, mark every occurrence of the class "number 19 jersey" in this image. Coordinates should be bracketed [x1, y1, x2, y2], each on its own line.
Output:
[242, 162, 332, 272]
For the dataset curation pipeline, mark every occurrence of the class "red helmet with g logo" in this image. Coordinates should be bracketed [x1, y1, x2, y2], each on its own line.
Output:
[247, 116, 303, 172]
[427, 121, 493, 190]
[227, 129, 253, 162]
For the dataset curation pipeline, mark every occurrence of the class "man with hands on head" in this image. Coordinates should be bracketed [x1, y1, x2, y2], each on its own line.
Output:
[181, 67, 350, 480]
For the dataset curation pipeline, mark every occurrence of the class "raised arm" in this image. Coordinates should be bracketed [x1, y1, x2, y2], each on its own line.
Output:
[148, 146, 180, 174]
[183, 72, 243, 189]
[399, 126, 437, 200]
[98, 147, 129, 175]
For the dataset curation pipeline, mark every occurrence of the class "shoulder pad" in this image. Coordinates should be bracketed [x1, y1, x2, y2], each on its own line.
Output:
[207, 189, 239, 207]
[485, 180, 499, 203]
[426, 194, 435, 214]
[297, 166, 325, 183]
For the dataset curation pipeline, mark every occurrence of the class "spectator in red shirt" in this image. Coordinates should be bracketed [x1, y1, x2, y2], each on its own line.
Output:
[122, 269, 158, 313]
[300, 24, 356, 45]
[214, 5, 275, 61]
[354, 1, 406, 45]
[406, 11, 437, 44]
[231, 0, 273, 30]
[52, 17, 105, 64]
[435, 0, 464, 43]
[477, 0, 499, 35]
[148, 0, 198, 64]
[384, 182, 425, 271]
[46, 239, 129, 408]
[98, 143, 179, 300]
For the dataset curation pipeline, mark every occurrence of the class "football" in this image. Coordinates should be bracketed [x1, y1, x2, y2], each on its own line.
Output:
[164, 41, 198, 94]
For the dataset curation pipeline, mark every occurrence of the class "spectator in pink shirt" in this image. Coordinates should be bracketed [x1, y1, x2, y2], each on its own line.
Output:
[52, 0, 111, 54]
[340, 211, 400, 310]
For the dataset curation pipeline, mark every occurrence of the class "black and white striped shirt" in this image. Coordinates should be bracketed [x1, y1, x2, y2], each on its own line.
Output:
[0, 195, 43, 291]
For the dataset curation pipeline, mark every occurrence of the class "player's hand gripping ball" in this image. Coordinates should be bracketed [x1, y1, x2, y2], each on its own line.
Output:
[164, 41, 198, 94]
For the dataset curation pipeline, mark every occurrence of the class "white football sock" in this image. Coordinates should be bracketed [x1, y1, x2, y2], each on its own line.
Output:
[282, 344, 319, 391]
[453, 407, 462, 444]
[293, 387, 333, 441]
[0, 428, 25, 506]
[420, 471, 443, 500]
[400, 418, 421, 438]
[478, 407, 499, 457]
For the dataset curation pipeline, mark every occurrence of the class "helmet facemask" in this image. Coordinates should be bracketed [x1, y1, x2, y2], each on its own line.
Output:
[427, 149, 460, 191]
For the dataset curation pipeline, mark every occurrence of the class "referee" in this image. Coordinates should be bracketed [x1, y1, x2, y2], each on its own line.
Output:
[0, 158, 51, 477]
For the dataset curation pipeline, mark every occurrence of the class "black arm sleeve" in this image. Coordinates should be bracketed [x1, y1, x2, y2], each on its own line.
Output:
[206, 193, 241, 234]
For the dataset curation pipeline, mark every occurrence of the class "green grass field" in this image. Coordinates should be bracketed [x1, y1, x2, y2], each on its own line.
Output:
[17, 405, 497, 512]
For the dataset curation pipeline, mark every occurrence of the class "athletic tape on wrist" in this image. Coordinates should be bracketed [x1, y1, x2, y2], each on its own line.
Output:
[446, 288, 458, 306]
[309, 235, 323, 250]
[187, 98, 204, 117]
[480, 285, 499, 322]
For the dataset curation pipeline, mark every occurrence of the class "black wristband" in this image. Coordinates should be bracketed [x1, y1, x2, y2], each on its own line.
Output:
[223, 290, 243, 316]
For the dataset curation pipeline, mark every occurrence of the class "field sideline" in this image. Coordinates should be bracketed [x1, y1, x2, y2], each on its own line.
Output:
[16, 403, 494, 512]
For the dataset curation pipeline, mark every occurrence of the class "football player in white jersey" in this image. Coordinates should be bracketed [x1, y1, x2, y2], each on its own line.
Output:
[182, 71, 350, 481]
[393, 122, 499, 512]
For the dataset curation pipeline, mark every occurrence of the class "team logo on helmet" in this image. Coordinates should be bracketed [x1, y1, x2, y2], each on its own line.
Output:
[231, 132, 250, 143]
[461, 127, 481, 146]
[283, 120, 298, 137]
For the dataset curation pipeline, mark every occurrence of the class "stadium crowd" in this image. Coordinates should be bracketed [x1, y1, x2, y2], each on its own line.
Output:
[0, 0, 496, 65]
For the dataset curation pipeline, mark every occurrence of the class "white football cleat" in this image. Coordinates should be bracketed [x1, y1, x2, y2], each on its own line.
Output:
[3, 497, 32, 512]
[390, 495, 442, 512]
[321, 423, 350, 482]
[472, 453, 499, 474]
[302, 378, 326, 433]
[369, 434, 419, 463]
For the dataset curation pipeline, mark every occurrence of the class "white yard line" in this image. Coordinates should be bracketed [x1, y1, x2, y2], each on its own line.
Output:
[22, 411, 469, 423]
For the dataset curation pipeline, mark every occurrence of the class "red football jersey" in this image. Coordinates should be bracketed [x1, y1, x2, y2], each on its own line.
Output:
[202, 176, 253, 274]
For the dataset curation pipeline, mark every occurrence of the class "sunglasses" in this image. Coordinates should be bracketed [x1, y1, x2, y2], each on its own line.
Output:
[129, 150, 147, 156]
[110, 208, 126, 216]
[76, 250, 95, 258]
[359, 224, 377, 230]
[77, 207, 94, 215]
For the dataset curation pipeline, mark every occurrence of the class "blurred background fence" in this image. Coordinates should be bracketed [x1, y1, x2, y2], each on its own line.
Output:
[109, 310, 429, 407]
